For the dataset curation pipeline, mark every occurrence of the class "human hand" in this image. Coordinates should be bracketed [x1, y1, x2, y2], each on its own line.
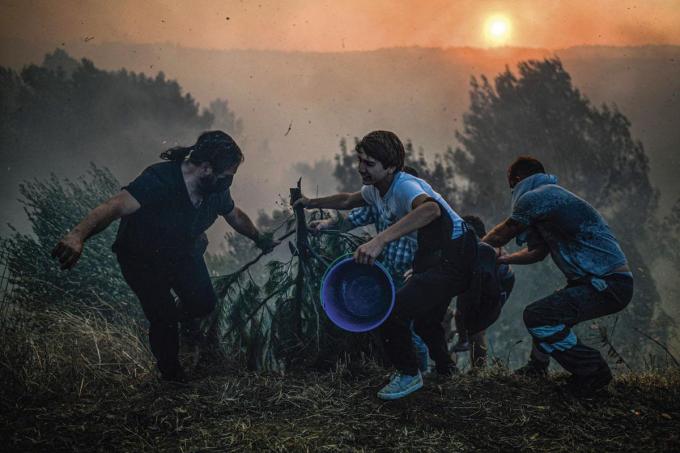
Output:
[255, 232, 280, 254]
[51, 232, 85, 270]
[308, 218, 335, 236]
[403, 268, 414, 281]
[292, 195, 311, 209]
[496, 254, 509, 265]
[354, 236, 385, 265]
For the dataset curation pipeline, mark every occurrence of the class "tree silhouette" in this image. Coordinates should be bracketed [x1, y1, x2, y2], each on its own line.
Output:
[0, 49, 213, 179]
[4, 166, 139, 322]
[333, 58, 667, 364]
[452, 58, 666, 358]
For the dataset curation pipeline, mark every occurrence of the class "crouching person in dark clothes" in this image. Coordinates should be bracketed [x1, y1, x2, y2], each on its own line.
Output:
[52, 131, 279, 382]
[450, 215, 515, 368]
[295, 130, 476, 400]
[482, 156, 633, 396]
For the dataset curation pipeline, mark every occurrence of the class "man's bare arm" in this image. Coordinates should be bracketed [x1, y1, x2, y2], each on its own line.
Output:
[308, 213, 356, 235]
[294, 192, 366, 210]
[224, 206, 280, 253]
[497, 243, 549, 265]
[481, 218, 527, 248]
[224, 206, 260, 242]
[377, 195, 439, 245]
[52, 190, 141, 269]
[354, 194, 440, 265]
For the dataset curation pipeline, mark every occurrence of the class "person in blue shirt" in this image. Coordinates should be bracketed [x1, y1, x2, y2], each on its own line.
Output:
[52, 131, 278, 382]
[296, 130, 476, 400]
[482, 156, 633, 396]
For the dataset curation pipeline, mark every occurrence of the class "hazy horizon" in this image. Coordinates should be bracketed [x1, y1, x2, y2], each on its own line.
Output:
[2, 42, 678, 230]
[3, 0, 680, 52]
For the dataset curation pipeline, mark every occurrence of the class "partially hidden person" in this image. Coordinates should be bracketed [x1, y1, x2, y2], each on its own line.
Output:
[449, 215, 515, 368]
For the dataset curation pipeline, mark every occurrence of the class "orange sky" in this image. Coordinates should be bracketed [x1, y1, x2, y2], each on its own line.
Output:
[1, 0, 679, 51]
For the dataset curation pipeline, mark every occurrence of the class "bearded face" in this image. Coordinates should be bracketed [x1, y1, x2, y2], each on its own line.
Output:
[199, 174, 233, 194]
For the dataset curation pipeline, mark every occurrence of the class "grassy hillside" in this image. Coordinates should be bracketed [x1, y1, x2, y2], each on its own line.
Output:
[1, 309, 678, 452]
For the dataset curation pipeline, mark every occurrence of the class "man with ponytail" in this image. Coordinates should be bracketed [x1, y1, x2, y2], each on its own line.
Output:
[52, 131, 278, 382]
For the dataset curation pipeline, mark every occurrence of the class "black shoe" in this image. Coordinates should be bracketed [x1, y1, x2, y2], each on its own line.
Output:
[435, 362, 459, 377]
[450, 330, 470, 353]
[565, 367, 612, 397]
[160, 366, 189, 384]
[452, 338, 470, 353]
[515, 358, 549, 378]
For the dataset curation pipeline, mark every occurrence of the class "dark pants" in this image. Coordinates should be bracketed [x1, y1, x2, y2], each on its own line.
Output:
[380, 230, 477, 375]
[117, 253, 218, 375]
[523, 273, 634, 376]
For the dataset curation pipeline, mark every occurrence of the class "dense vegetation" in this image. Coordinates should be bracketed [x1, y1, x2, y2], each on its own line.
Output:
[1, 50, 679, 451]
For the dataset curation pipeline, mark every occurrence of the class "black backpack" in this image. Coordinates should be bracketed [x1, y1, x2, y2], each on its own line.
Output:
[458, 242, 515, 335]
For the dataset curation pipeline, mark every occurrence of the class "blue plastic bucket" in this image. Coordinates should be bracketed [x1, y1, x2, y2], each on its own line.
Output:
[320, 254, 395, 332]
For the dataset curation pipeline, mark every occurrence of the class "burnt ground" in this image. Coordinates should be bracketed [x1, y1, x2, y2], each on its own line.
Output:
[2, 362, 679, 452]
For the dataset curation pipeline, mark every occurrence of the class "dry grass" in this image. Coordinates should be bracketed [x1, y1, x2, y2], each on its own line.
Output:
[1, 309, 679, 452]
[0, 307, 153, 407]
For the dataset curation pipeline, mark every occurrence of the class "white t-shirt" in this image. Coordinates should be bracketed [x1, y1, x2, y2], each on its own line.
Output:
[360, 172, 464, 239]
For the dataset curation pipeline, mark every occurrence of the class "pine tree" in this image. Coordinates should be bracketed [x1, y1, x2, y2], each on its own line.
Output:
[4, 165, 139, 322]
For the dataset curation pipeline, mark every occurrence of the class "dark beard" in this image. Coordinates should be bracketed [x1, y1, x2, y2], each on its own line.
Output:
[199, 175, 233, 194]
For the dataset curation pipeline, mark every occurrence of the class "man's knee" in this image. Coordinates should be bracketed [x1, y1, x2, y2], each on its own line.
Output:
[523, 303, 545, 329]
[382, 311, 404, 332]
[413, 316, 444, 338]
[138, 295, 176, 324]
[181, 288, 218, 318]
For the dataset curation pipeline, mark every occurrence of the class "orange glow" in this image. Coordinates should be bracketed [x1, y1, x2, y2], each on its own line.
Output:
[485, 15, 512, 46]
[0, 0, 679, 52]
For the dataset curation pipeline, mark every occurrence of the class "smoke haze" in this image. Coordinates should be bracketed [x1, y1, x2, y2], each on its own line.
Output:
[2, 0, 680, 51]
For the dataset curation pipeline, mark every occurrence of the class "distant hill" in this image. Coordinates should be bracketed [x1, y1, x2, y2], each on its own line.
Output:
[1, 40, 679, 228]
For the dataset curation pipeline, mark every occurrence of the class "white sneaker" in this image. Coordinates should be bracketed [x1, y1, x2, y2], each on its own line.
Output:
[377, 371, 424, 400]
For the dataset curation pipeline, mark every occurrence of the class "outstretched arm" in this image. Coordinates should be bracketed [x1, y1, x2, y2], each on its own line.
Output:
[224, 206, 280, 253]
[52, 190, 141, 269]
[308, 212, 359, 235]
[497, 243, 549, 265]
[482, 218, 527, 248]
[293, 192, 366, 210]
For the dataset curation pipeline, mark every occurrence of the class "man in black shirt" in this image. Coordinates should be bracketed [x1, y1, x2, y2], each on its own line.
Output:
[52, 131, 278, 381]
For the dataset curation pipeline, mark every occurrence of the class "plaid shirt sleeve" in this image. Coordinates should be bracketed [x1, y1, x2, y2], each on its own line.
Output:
[381, 236, 418, 282]
[347, 206, 376, 228]
[349, 205, 418, 285]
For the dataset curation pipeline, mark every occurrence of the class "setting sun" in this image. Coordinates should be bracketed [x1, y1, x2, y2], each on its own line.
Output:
[485, 15, 511, 46]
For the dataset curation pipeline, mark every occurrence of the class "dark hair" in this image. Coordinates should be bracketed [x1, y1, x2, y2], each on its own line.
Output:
[462, 215, 486, 238]
[402, 165, 419, 177]
[160, 130, 243, 173]
[355, 130, 405, 171]
[508, 156, 545, 182]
